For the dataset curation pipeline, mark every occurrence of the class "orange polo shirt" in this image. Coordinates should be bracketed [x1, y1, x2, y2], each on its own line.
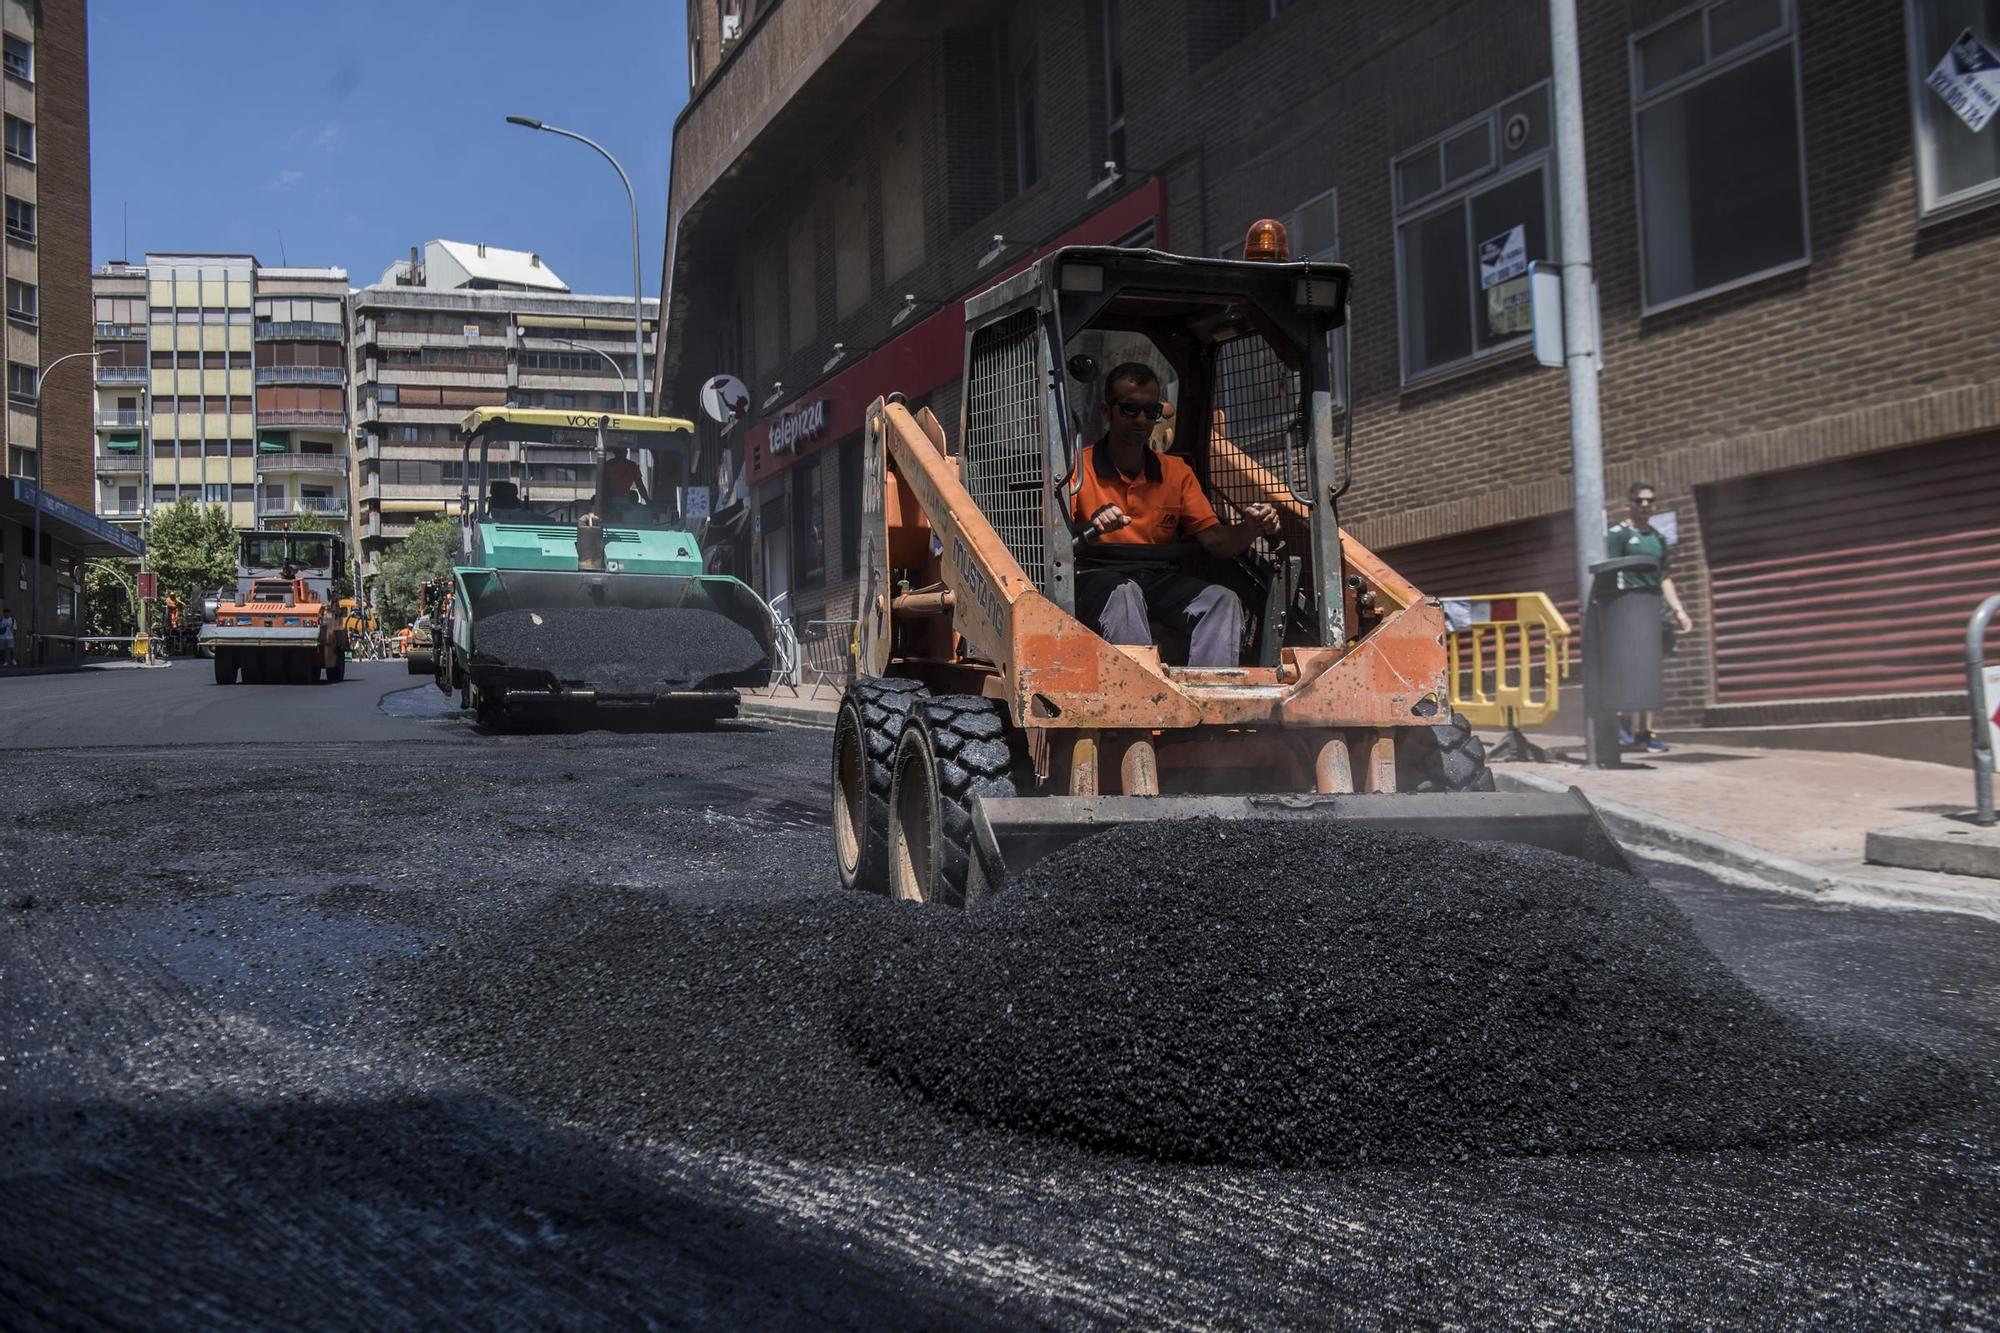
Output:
[1071, 442, 1221, 545]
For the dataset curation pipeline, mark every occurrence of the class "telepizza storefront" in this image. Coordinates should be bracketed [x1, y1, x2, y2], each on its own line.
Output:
[737, 181, 1167, 626]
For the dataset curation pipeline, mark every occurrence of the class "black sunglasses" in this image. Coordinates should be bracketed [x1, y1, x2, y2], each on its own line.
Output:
[1111, 400, 1166, 421]
[1632, 495, 1656, 506]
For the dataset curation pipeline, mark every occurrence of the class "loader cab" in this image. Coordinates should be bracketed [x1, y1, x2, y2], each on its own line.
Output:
[235, 530, 342, 602]
[955, 246, 1353, 666]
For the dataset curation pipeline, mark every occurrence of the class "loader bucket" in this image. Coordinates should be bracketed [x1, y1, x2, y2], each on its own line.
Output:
[459, 566, 775, 702]
[967, 789, 1631, 898]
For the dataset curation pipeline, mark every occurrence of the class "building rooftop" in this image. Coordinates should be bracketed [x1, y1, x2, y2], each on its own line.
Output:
[426, 239, 569, 292]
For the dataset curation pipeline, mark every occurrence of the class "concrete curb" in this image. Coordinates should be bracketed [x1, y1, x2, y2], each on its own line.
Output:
[738, 699, 837, 730]
[1494, 769, 2000, 921]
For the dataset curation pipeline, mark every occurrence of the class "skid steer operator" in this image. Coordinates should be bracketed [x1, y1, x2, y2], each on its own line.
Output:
[1072, 363, 1280, 668]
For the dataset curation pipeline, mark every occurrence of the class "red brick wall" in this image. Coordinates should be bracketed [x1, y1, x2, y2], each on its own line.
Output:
[37, 0, 93, 510]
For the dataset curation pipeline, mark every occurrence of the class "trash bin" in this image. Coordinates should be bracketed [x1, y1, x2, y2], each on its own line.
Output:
[1583, 555, 1664, 768]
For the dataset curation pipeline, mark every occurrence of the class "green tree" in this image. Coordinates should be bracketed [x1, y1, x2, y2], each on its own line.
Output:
[147, 501, 239, 607]
[374, 516, 458, 629]
[83, 558, 138, 639]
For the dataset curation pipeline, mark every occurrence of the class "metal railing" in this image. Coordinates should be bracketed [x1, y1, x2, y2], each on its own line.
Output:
[256, 409, 347, 426]
[95, 411, 144, 428]
[94, 452, 145, 473]
[95, 365, 148, 383]
[254, 365, 345, 385]
[255, 449, 347, 474]
[258, 495, 348, 516]
[94, 323, 145, 339]
[800, 619, 859, 691]
[254, 321, 344, 341]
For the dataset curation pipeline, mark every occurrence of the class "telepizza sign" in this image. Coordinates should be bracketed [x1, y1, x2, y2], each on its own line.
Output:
[767, 398, 828, 455]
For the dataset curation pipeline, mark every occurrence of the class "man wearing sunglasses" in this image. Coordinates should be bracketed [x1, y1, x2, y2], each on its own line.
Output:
[1070, 362, 1281, 668]
[1606, 481, 1693, 753]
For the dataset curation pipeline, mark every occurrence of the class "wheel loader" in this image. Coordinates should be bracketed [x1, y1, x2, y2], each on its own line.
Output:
[832, 233, 1626, 904]
[200, 530, 350, 685]
[432, 407, 777, 728]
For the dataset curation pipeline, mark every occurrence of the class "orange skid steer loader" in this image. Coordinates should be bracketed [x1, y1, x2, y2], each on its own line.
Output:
[831, 238, 1625, 904]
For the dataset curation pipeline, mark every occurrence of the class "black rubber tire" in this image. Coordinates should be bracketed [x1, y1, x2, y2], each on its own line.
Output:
[327, 645, 346, 683]
[212, 651, 236, 686]
[886, 694, 1027, 907]
[1397, 710, 1497, 793]
[832, 675, 928, 895]
[242, 652, 266, 685]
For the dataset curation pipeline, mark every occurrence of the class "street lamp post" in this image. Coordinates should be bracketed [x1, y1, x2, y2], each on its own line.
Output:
[505, 115, 647, 416]
[29, 349, 100, 665]
[517, 327, 628, 407]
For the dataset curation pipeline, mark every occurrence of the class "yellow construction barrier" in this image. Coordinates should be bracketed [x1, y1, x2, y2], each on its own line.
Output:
[1443, 592, 1571, 731]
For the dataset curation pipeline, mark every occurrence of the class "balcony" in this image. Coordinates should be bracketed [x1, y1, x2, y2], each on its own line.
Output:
[258, 494, 348, 519]
[95, 452, 146, 474]
[255, 408, 347, 427]
[254, 365, 345, 386]
[95, 411, 145, 430]
[255, 321, 344, 341]
[94, 323, 145, 340]
[95, 365, 148, 384]
[255, 448, 348, 476]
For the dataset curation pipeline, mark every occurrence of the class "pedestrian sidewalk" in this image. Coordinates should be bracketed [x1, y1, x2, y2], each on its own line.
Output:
[1487, 732, 2000, 920]
[737, 681, 842, 729]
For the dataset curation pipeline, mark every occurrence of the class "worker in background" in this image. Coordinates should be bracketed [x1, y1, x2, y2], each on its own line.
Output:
[601, 457, 653, 526]
[488, 480, 538, 522]
[1072, 362, 1280, 668]
[0, 604, 15, 667]
[1606, 480, 1693, 753]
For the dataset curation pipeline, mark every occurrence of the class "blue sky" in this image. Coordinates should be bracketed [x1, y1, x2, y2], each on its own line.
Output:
[88, 0, 687, 297]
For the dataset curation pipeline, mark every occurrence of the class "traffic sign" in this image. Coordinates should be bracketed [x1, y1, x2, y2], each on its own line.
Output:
[137, 571, 156, 600]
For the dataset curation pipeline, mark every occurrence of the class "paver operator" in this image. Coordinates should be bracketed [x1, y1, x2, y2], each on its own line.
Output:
[1071, 362, 1280, 668]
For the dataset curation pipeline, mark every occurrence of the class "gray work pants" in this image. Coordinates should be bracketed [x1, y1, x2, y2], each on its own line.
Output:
[1077, 568, 1244, 668]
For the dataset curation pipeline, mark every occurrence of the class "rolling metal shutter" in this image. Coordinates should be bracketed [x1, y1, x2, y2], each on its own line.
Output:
[1377, 513, 1581, 628]
[1700, 438, 1999, 704]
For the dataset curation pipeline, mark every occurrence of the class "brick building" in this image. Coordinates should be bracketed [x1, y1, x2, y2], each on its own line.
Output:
[659, 0, 2000, 752]
[0, 0, 139, 665]
[91, 256, 353, 545]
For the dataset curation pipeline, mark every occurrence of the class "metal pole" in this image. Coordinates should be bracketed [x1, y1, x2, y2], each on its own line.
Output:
[1968, 594, 2000, 826]
[1549, 0, 1608, 767]
[29, 350, 99, 665]
[506, 117, 647, 415]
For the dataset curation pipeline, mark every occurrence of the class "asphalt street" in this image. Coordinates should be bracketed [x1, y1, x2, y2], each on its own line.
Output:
[0, 664, 1995, 1328]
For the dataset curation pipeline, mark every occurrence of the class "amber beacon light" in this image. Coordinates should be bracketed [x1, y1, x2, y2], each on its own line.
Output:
[1243, 218, 1292, 261]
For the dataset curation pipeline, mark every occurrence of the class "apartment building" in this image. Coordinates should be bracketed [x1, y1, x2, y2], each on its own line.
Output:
[0, 0, 137, 664]
[347, 240, 657, 575]
[91, 255, 352, 547]
[659, 0, 2000, 755]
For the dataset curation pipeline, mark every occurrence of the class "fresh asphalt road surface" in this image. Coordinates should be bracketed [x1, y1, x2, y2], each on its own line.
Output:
[0, 658, 458, 749]
[0, 666, 1994, 1327]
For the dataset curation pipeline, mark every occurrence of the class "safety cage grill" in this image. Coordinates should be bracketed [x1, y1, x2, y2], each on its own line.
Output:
[1207, 331, 1309, 551]
[962, 308, 1047, 585]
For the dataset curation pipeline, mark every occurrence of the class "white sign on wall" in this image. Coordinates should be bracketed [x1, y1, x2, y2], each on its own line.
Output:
[1928, 28, 2000, 133]
[700, 373, 751, 425]
[1478, 225, 1527, 290]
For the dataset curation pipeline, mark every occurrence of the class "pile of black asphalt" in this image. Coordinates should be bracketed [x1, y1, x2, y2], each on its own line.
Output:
[843, 820, 1956, 1167]
[415, 820, 1956, 1175]
[476, 606, 765, 692]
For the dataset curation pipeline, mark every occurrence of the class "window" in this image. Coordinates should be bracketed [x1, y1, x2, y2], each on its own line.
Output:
[6, 278, 36, 324]
[792, 453, 826, 589]
[1393, 86, 1553, 382]
[1015, 55, 1041, 191]
[115, 485, 138, 514]
[1099, 0, 1125, 167]
[7, 362, 34, 402]
[398, 425, 422, 442]
[1631, 0, 1808, 311]
[3, 115, 31, 162]
[2, 35, 28, 82]
[5, 196, 32, 242]
[204, 484, 230, 505]
[1906, 1, 2000, 219]
[546, 392, 577, 409]
[374, 384, 398, 405]
[8, 445, 32, 478]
